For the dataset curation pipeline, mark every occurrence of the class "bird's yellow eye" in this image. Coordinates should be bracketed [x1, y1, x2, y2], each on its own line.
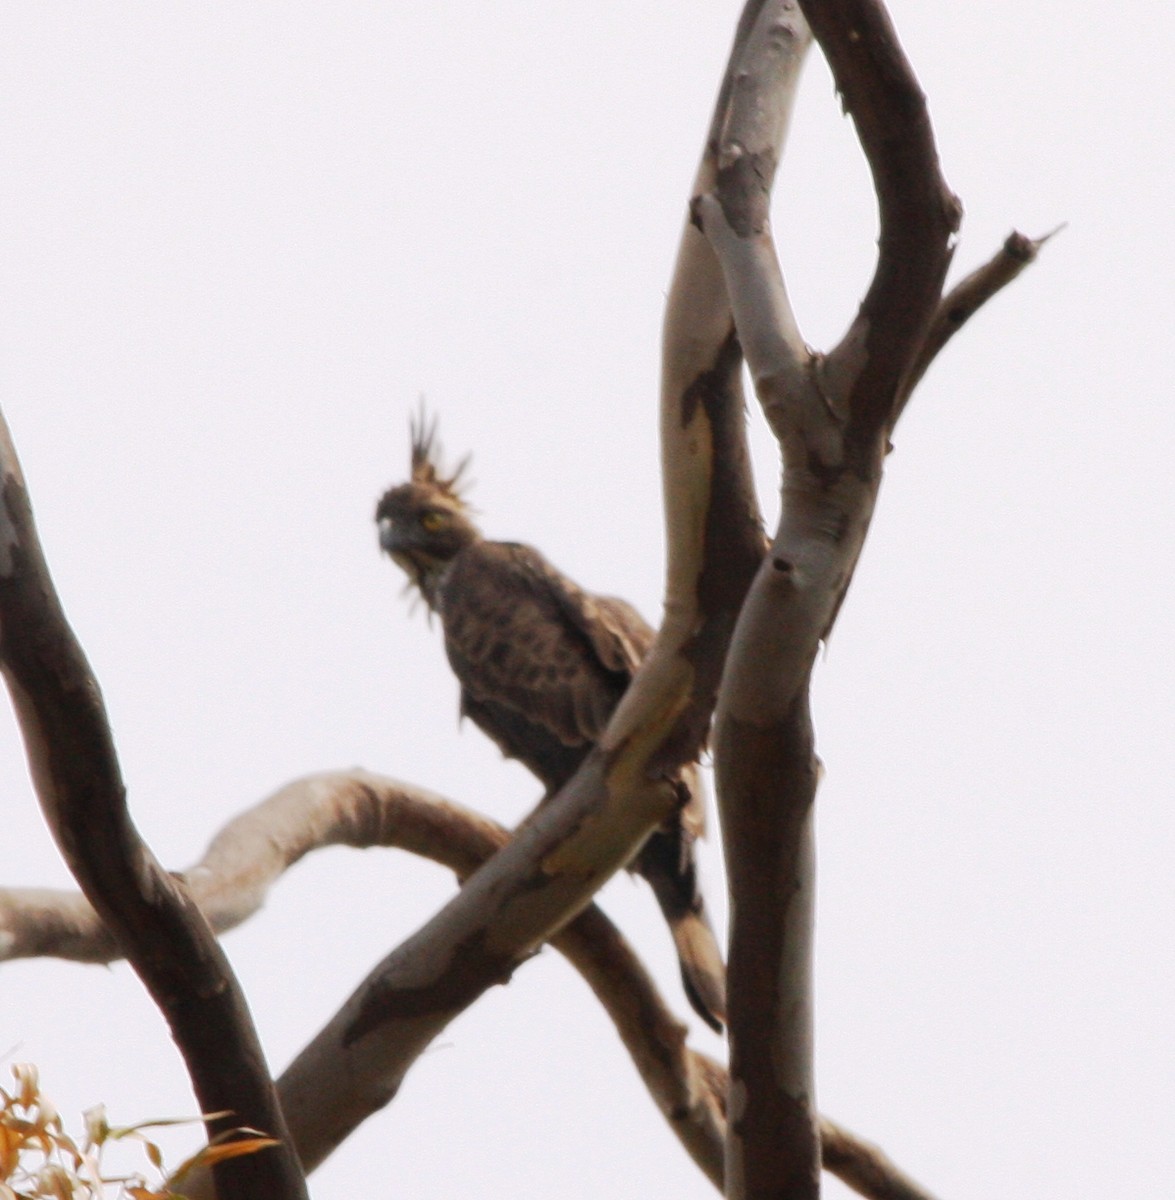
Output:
[420, 511, 447, 533]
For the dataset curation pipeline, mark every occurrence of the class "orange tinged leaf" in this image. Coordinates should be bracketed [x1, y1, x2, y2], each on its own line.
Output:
[194, 1136, 280, 1166]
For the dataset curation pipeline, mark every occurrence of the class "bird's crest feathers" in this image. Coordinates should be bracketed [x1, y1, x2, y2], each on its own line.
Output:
[410, 405, 472, 510]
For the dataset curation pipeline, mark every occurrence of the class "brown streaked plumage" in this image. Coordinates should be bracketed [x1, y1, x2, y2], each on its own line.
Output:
[375, 413, 726, 1030]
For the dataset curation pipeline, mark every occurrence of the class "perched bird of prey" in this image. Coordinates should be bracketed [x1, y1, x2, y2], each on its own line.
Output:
[375, 415, 726, 1030]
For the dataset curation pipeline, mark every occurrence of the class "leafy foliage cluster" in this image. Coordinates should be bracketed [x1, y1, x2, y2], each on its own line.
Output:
[0, 1066, 274, 1200]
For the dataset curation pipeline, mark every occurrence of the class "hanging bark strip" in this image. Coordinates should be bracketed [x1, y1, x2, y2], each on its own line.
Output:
[0, 413, 308, 1200]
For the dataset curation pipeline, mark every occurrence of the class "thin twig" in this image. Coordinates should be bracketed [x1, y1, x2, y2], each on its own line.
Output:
[899, 228, 1058, 413]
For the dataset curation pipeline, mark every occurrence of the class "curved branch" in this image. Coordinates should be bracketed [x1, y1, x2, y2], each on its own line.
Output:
[801, 0, 962, 442]
[669, 5, 1034, 1193]
[0, 411, 307, 1200]
[694, 1, 812, 407]
[688, 5, 838, 1197]
[4, 770, 725, 1184]
[0, 772, 507, 965]
[690, 1, 977, 1196]
[193, 772, 738, 1186]
[5, 770, 943, 1200]
[658, 0, 772, 626]
[235, 0, 777, 1162]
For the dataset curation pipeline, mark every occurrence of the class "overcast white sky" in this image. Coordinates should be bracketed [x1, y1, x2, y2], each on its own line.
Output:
[2, 2, 1172, 1198]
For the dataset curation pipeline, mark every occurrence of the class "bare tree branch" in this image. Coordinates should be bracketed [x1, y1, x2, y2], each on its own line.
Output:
[821, 1124, 944, 1200]
[0, 411, 307, 1200]
[802, 0, 962, 445]
[0, 885, 109, 962]
[689, 0, 1021, 1195]
[191, 0, 784, 1169]
[692, 2, 812, 405]
[900, 228, 1057, 410]
[690, 4, 830, 1196]
[658, 0, 771, 618]
[3, 770, 727, 1187]
[5, 769, 944, 1200]
[0, 771, 506, 965]
[5, 763, 717, 1185]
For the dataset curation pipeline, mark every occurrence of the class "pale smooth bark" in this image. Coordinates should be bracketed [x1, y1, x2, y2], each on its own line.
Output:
[0, 771, 507, 965]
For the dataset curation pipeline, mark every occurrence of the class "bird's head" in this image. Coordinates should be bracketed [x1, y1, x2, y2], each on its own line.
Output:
[375, 411, 480, 602]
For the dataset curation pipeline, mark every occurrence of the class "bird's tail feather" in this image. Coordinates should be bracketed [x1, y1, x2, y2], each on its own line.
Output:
[637, 828, 727, 1032]
[669, 909, 727, 1034]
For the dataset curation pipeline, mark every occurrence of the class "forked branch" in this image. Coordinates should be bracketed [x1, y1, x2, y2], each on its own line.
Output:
[690, 1, 1040, 1198]
[803, 0, 962, 442]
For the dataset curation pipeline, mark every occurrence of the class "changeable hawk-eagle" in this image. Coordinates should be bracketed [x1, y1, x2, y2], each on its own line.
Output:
[375, 415, 725, 1030]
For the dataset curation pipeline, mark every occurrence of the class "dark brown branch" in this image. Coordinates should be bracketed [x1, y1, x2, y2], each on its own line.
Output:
[717, 688, 821, 1200]
[900, 229, 1056, 410]
[800, 0, 961, 444]
[0, 412, 307, 1200]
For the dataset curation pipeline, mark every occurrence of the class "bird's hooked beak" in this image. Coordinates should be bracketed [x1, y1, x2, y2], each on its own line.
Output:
[377, 516, 404, 555]
[377, 516, 429, 585]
